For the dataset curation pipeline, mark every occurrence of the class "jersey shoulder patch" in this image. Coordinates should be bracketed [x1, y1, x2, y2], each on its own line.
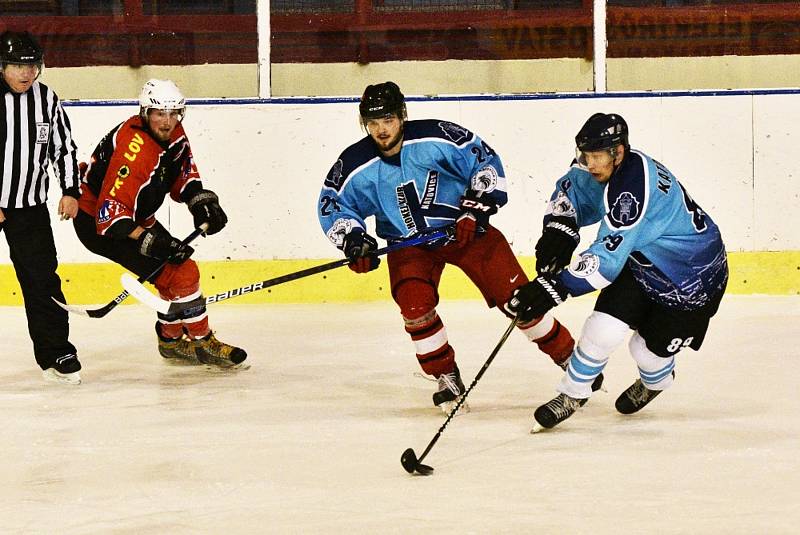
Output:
[324, 136, 378, 192]
[404, 119, 475, 146]
[605, 151, 648, 229]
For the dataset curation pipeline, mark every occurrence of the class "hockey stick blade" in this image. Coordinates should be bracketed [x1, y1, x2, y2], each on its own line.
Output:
[121, 227, 452, 316]
[401, 448, 434, 476]
[51, 295, 126, 318]
[120, 273, 171, 313]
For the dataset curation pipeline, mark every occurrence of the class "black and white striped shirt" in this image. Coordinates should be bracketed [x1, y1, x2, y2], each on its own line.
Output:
[0, 79, 79, 208]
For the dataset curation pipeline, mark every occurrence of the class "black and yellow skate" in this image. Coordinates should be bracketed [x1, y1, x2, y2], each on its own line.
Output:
[193, 332, 248, 369]
[156, 323, 199, 364]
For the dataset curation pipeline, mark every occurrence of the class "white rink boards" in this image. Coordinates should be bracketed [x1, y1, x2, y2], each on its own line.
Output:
[1, 295, 798, 533]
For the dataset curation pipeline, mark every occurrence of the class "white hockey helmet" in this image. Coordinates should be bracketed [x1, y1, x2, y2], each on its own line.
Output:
[138, 79, 185, 119]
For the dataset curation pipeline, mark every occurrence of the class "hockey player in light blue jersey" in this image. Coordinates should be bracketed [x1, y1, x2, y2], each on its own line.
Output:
[509, 112, 728, 431]
[318, 82, 589, 413]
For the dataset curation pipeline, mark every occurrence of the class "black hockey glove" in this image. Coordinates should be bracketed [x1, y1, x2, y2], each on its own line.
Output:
[508, 274, 569, 323]
[342, 228, 381, 274]
[137, 227, 194, 264]
[456, 190, 498, 246]
[187, 189, 228, 236]
[535, 216, 580, 274]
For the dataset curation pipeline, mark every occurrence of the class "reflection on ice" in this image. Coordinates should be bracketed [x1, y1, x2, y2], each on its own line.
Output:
[1, 295, 798, 533]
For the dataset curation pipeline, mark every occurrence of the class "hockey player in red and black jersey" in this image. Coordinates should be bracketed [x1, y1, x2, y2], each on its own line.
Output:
[73, 79, 246, 369]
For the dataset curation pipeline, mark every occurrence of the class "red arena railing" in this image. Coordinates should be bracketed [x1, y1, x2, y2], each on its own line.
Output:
[1, 1, 798, 67]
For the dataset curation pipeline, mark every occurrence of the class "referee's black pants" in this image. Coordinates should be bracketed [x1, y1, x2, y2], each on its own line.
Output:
[1, 204, 77, 370]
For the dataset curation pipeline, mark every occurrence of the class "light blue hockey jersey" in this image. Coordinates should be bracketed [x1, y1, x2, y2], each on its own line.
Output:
[547, 149, 728, 310]
[318, 119, 507, 246]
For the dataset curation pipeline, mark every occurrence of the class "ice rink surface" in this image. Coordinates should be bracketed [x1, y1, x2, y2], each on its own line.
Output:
[1, 295, 798, 534]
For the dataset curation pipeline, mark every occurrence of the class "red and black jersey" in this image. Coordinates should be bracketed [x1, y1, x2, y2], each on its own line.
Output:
[78, 115, 202, 238]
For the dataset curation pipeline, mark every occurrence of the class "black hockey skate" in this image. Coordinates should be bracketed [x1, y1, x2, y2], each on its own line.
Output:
[615, 379, 664, 414]
[615, 371, 674, 414]
[432, 364, 469, 415]
[531, 392, 583, 433]
[42, 353, 82, 385]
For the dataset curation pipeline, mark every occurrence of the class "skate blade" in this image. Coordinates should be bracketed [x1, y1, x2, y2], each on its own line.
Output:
[439, 397, 470, 416]
[530, 422, 547, 434]
[203, 362, 251, 372]
[161, 357, 203, 366]
[42, 368, 82, 385]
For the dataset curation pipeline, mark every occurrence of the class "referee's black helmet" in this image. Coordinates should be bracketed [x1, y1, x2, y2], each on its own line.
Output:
[0, 31, 44, 66]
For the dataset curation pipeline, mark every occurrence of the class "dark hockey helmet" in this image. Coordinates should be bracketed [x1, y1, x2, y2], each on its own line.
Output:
[0, 31, 44, 66]
[575, 113, 629, 152]
[359, 81, 407, 122]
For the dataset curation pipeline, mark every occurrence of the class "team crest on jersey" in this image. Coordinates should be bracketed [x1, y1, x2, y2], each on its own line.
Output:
[36, 123, 50, 144]
[568, 253, 600, 278]
[326, 217, 356, 247]
[97, 199, 126, 224]
[471, 166, 498, 193]
[324, 160, 345, 190]
[546, 191, 577, 218]
[438, 122, 470, 144]
[609, 191, 641, 227]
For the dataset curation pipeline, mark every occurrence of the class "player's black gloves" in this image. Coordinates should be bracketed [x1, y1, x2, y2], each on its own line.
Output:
[343, 228, 381, 274]
[137, 227, 194, 264]
[187, 189, 228, 236]
[456, 190, 498, 246]
[535, 216, 580, 274]
[508, 274, 568, 323]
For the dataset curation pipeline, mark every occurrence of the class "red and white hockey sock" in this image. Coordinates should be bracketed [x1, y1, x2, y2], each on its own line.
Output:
[155, 260, 210, 340]
[156, 318, 184, 340]
[518, 314, 575, 366]
[404, 309, 455, 377]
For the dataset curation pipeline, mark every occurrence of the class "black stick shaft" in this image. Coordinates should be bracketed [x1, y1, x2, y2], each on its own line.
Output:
[167, 228, 449, 317]
[415, 316, 519, 465]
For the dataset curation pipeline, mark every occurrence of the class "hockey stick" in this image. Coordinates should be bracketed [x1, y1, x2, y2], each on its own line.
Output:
[121, 226, 453, 318]
[401, 315, 520, 476]
[52, 223, 209, 318]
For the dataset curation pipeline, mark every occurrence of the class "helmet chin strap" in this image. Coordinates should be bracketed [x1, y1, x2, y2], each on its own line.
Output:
[610, 145, 626, 174]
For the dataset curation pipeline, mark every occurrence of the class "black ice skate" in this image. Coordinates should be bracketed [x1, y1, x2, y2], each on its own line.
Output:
[432, 364, 470, 415]
[531, 392, 584, 433]
[42, 353, 82, 385]
[615, 378, 665, 415]
[193, 332, 248, 369]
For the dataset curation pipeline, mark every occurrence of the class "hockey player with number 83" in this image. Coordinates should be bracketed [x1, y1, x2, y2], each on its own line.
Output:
[509, 112, 729, 432]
